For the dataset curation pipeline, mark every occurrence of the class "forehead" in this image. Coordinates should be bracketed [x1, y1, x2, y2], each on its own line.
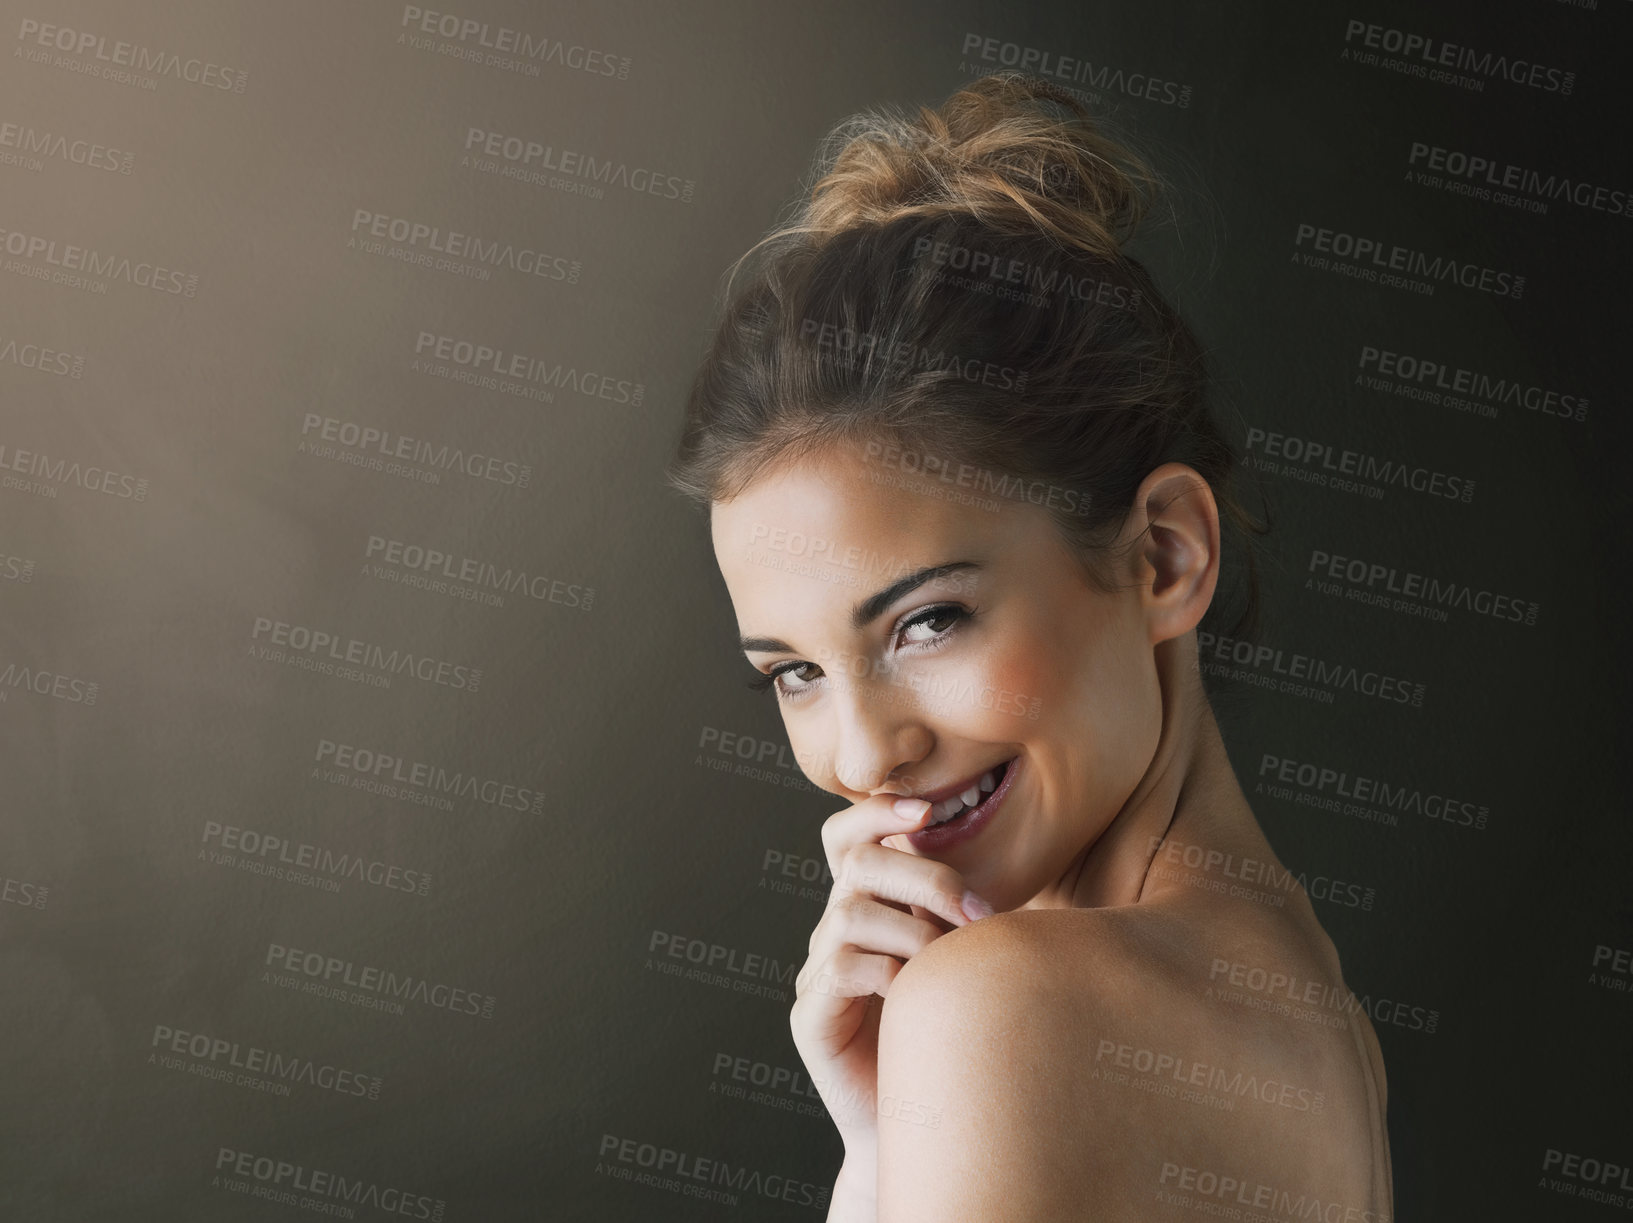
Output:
[710, 441, 1029, 635]
[713, 443, 974, 545]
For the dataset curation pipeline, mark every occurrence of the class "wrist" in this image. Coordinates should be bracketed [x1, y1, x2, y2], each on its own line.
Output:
[827, 1152, 878, 1222]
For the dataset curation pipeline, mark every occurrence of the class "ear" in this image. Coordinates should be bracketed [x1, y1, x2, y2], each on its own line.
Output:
[1127, 462, 1220, 645]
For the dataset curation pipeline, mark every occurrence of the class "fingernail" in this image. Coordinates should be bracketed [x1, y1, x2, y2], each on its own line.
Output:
[961, 890, 994, 921]
[894, 798, 930, 821]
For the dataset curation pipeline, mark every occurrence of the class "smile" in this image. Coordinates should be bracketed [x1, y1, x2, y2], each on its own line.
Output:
[903, 755, 1020, 852]
[923, 757, 1012, 825]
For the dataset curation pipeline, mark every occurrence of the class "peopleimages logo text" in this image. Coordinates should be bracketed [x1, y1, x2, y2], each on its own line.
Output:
[1294, 223, 1522, 298]
[1342, 20, 1575, 94]
[15, 18, 249, 92]
[250, 617, 480, 691]
[399, 5, 630, 79]
[264, 943, 496, 1018]
[960, 32, 1192, 106]
[213, 1147, 444, 1219]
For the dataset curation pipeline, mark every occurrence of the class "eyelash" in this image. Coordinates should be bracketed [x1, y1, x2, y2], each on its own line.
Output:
[746, 604, 974, 701]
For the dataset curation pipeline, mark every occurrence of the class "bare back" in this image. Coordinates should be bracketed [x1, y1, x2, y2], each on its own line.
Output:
[997, 828, 1394, 1218]
[872, 788, 1392, 1217]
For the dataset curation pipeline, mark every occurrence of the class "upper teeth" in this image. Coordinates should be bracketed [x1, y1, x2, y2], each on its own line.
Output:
[929, 769, 999, 824]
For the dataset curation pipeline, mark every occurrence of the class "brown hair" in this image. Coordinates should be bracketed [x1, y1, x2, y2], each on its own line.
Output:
[667, 71, 1269, 641]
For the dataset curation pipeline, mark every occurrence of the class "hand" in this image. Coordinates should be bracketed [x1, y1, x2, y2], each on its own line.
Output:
[790, 792, 990, 1160]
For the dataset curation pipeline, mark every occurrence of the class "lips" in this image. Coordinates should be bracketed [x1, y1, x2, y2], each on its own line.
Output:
[924, 758, 1011, 826]
[910, 756, 1012, 805]
[904, 756, 1020, 852]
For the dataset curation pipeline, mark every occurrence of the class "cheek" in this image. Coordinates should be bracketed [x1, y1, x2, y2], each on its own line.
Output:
[980, 655, 1050, 727]
[981, 624, 1101, 728]
[982, 618, 1152, 750]
[964, 634, 1081, 740]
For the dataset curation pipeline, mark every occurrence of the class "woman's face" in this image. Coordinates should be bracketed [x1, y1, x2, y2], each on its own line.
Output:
[710, 438, 1187, 912]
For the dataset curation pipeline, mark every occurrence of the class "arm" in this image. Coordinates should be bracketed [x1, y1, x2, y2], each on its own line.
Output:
[873, 915, 1092, 1222]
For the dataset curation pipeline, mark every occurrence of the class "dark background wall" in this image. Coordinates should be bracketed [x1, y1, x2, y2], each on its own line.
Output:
[2, 1, 1627, 1219]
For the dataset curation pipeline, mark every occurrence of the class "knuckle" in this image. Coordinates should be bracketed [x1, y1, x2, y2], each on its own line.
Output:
[827, 895, 863, 934]
[818, 907, 846, 947]
[841, 848, 884, 893]
[796, 952, 830, 996]
[819, 825, 839, 868]
[800, 963, 834, 999]
[929, 867, 965, 909]
[835, 856, 869, 895]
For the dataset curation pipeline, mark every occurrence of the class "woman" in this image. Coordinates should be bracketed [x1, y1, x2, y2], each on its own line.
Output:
[668, 72, 1392, 1222]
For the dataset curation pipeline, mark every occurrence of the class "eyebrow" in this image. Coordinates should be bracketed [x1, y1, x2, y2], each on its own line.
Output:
[739, 560, 981, 654]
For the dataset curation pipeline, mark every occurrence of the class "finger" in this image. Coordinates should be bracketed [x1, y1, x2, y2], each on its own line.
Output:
[835, 841, 972, 930]
[807, 894, 951, 963]
[909, 902, 957, 934]
[820, 792, 933, 883]
[793, 948, 904, 1014]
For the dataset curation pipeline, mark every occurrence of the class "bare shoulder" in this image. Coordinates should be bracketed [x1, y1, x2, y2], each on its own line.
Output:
[876, 899, 1393, 1222]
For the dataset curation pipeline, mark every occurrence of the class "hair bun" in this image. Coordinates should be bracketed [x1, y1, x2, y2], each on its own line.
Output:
[801, 70, 1159, 262]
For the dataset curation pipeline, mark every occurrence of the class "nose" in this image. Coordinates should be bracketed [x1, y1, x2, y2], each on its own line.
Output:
[828, 675, 933, 796]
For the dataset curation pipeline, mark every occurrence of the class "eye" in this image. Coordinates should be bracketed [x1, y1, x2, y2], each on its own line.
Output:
[895, 604, 968, 648]
[746, 604, 974, 701]
[746, 660, 820, 698]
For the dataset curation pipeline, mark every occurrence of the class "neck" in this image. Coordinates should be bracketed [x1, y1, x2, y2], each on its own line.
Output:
[1020, 629, 1252, 912]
